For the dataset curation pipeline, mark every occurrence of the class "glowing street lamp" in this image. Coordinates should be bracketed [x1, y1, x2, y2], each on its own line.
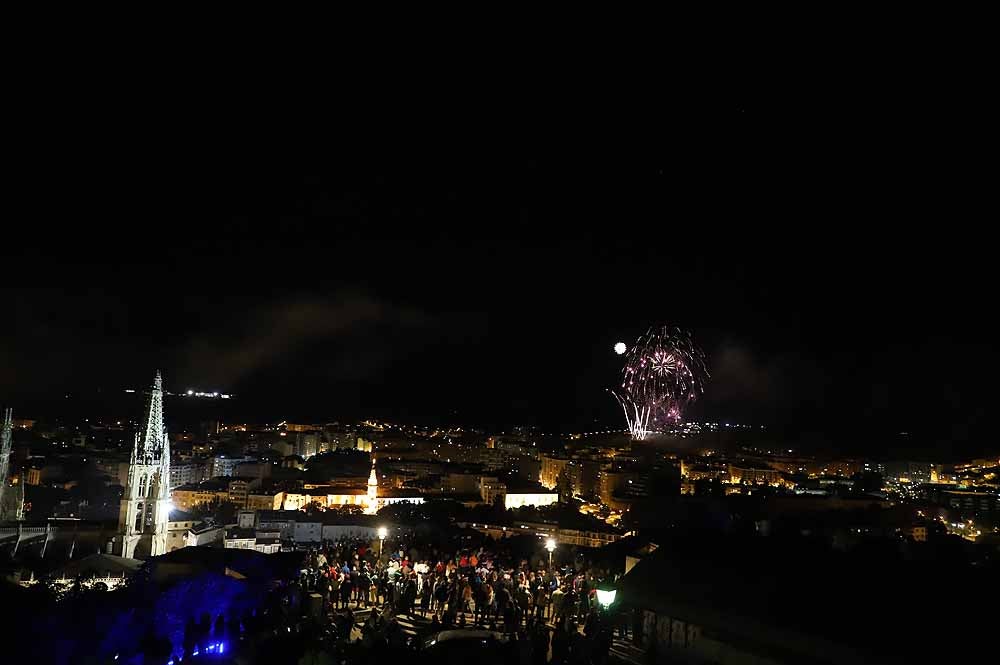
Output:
[378, 526, 388, 559]
[595, 586, 617, 609]
[545, 538, 556, 568]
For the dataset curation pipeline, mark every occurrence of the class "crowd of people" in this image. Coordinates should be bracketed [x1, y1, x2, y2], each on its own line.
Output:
[294, 530, 621, 664]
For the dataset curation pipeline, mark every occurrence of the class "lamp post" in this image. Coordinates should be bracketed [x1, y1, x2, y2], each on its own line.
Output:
[595, 582, 617, 610]
[377, 526, 388, 560]
[545, 538, 556, 569]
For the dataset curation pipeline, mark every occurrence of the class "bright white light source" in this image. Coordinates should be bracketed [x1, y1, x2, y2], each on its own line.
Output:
[545, 538, 556, 552]
[614, 342, 626, 355]
[596, 588, 617, 607]
[378, 526, 388, 539]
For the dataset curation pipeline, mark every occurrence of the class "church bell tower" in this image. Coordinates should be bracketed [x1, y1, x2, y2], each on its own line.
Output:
[366, 453, 379, 514]
[117, 371, 171, 558]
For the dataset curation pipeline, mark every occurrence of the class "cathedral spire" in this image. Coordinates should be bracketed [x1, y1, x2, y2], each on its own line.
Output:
[117, 371, 171, 558]
[134, 369, 167, 465]
[0, 408, 13, 519]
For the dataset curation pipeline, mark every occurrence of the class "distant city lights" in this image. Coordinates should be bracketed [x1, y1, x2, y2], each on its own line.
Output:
[183, 390, 231, 399]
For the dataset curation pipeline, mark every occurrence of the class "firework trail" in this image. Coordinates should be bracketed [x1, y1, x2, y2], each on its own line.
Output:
[611, 325, 709, 440]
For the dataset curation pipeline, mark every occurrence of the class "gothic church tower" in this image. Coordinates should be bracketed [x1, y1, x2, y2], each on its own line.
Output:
[117, 371, 171, 558]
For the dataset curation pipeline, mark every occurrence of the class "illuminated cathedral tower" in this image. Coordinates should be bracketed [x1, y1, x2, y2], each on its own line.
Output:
[366, 453, 379, 514]
[116, 371, 171, 558]
[0, 408, 12, 518]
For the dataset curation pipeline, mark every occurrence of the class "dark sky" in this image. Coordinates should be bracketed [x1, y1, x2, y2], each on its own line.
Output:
[1, 102, 995, 460]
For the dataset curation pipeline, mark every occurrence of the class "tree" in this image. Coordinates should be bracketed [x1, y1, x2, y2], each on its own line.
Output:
[305, 501, 327, 515]
[556, 468, 574, 504]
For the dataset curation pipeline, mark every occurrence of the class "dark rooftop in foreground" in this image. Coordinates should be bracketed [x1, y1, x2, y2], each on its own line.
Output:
[617, 529, 999, 664]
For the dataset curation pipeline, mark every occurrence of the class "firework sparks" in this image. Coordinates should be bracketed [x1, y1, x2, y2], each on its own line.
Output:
[612, 325, 709, 439]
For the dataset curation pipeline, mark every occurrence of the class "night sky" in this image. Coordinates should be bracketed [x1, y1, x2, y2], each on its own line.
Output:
[2, 107, 995, 460]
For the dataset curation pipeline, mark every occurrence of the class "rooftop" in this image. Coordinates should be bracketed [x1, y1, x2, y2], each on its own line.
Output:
[49, 553, 143, 578]
[617, 529, 998, 663]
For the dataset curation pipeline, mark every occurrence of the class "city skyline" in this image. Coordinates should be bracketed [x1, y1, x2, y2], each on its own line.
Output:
[4, 60, 999, 665]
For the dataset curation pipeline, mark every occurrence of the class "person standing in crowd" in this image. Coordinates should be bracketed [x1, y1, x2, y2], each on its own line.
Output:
[516, 583, 531, 627]
[421, 573, 433, 616]
[462, 579, 473, 616]
[550, 584, 565, 625]
[329, 570, 342, 610]
[564, 585, 578, 625]
[434, 575, 449, 617]
[340, 568, 353, 609]
[403, 572, 418, 618]
[534, 582, 549, 623]
[479, 581, 495, 626]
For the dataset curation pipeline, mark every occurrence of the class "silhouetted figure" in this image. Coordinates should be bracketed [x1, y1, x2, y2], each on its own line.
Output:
[532, 624, 550, 665]
[551, 625, 569, 665]
[183, 618, 198, 658]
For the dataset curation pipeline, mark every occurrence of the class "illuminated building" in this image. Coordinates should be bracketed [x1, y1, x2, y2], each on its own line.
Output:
[210, 454, 255, 477]
[166, 510, 199, 553]
[184, 522, 224, 548]
[228, 479, 249, 508]
[325, 489, 370, 508]
[245, 489, 285, 511]
[480, 477, 506, 505]
[26, 466, 42, 486]
[919, 485, 999, 517]
[294, 432, 319, 458]
[504, 483, 559, 509]
[293, 520, 322, 543]
[168, 462, 205, 489]
[171, 479, 229, 510]
[540, 455, 570, 489]
[283, 488, 363, 510]
[278, 454, 422, 513]
[223, 527, 280, 552]
[885, 461, 932, 484]
[116, 372, 171, 558]
[727, 463, 784, 486]
[599, 468, 641, 505]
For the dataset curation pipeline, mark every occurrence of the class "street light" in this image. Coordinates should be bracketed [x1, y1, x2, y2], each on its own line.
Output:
[545, 538, 556, 569]
[378, 526, 388, 559]
[595, 586, 617, 609]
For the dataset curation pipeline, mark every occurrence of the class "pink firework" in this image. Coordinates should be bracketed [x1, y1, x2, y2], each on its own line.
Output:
[612, 325, 708, 439]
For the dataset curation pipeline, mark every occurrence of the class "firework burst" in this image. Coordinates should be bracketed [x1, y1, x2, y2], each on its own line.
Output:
[611, 325, 708, 439]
